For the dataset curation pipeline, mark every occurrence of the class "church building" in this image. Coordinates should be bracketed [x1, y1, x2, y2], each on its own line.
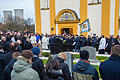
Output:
[35, 0, 120, 37]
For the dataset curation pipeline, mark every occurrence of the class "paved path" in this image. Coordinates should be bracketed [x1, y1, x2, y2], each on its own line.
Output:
[42, 50, 110, 57]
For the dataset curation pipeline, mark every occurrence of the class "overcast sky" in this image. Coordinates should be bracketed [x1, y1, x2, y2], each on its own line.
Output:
[0, 0, 35, 23]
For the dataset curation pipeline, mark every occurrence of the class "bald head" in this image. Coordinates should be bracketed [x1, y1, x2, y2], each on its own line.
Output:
[111, 45, 120, 56]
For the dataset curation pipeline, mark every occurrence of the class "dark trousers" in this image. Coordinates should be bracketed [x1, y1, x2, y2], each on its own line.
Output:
[98, 49, 105, 54]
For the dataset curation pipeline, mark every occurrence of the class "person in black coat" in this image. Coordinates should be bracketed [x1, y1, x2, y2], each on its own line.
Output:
[114, 36, 120, 45]
[0, 42, 18, 76]
[0, 45, 5, 79]
[2, 42, 18, 66]
[75, 35, 80, 52]
[92, 34, 97, 48]
[51, 37, 63, 54]
[2, 52, 21, 80]
[99, 45, 120, 80]
[44, 59, 64, 80]
[49, 35, 56, 51]
[105, 36, 113, 54]
[54, 52, 72, 80]
[31, 47, 44, 80]
[1, 36, 9, 53]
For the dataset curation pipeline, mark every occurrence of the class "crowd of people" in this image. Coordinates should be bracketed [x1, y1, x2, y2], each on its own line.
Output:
[0, 30, 120, 80]
[0, 30, 120, 54]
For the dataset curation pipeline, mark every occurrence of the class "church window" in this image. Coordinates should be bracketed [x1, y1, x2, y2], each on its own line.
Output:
[59, 12, 75, 21]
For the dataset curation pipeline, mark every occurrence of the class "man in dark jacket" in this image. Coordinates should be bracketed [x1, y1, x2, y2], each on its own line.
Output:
[2, 52, 21, 80]
[0, 42, 18, 77]
[75, 35, 80, 52]
[54, 52, 72, 80]
[73, 50, 99, 80]
[2, 42, 18, 66]
[99, 45, 120, 80]
[31, 47, 44, 80]
[92, 34, 97, 47]
[0, 45, 5, 79]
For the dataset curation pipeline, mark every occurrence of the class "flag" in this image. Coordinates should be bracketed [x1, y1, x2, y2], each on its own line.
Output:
[80, 19, 90, 33]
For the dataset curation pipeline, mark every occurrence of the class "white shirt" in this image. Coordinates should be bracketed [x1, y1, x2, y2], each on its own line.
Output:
[99, 38, 106, 50]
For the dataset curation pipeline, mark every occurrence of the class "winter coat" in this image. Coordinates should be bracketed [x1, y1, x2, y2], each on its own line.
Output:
[2, 59, 17, 80]
[105, 38, 112, 54]
[92, 37, 97, 47]
[23, 41, 33, 50]
[75, 37, 80, 46]
[51, 38, 63, 54]
[114, 38, 120, 45]
[73, 71, 92, 80]
[1, 51, 15, 66]
[99, 54, 120, 80]
[73, 59, 99, 80]
[0, 53, 6, 79]
[44, 69, 64, 80]
[54, 57, 72, 80]
[32, 57, 44, 80]
[11, 59, 40, 80]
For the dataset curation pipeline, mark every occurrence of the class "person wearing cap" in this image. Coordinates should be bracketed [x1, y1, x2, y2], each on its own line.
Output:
[31, 47, 44, 80]
[73, 50, 99, 80]
[54, 52, 72, 80]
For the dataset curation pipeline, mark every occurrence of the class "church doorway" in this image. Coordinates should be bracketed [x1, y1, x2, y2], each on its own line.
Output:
[56, 9, 80, 35]
[61, 28, 73, 35]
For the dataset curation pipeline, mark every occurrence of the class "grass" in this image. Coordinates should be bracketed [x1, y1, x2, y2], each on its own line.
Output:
[42, 59, 48, 65]
[73, 54, 80, 58]
[42, 52, 50, 57]
[96, 56, 109, 62]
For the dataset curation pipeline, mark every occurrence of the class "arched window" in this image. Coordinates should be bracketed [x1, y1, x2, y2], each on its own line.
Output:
[59, 12, 75, 21]
[40, 0, 49, 9]
[56, 9, 79, 24]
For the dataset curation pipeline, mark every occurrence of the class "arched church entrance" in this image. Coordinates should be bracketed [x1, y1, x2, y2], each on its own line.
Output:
[56, 9, 80, 35]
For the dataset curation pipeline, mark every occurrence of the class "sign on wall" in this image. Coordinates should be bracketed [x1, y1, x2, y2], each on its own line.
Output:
[80, 19, 90, 33]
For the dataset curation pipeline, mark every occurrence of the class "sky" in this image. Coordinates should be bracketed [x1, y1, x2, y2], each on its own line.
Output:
[0, 0, 35, 23]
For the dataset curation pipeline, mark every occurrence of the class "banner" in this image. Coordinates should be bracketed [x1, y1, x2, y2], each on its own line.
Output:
[80, 19, 90, 33]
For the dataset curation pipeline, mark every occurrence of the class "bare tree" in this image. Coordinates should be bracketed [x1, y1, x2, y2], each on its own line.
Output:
[3, 16, 35, 32]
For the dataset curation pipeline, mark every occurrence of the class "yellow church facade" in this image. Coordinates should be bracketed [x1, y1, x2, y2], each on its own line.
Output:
[35, 0, 120, 37]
